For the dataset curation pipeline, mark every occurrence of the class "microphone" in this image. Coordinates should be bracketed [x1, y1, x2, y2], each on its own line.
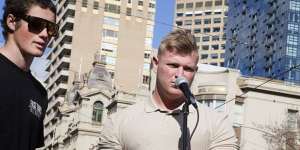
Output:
[175, 76, 198, 109]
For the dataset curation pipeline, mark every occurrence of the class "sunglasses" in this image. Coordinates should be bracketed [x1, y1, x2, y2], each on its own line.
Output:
[21, 15, 59, 37]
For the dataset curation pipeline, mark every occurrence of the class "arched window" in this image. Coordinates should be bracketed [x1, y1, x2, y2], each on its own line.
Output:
[92, 101, 104, 123]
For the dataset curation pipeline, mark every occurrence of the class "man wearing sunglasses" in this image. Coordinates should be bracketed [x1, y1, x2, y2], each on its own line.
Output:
[0, 0, 58, 149]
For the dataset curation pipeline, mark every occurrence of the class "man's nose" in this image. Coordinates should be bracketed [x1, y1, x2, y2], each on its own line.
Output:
[39, 28, 49, 40]
[175, 67, 184, 78]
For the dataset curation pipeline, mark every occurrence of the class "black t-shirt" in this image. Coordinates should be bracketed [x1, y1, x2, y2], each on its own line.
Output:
[0, 54, 48, 150]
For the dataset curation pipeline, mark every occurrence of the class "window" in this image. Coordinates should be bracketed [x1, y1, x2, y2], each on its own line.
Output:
[195, 2, 203, 8]
[177, 3, 184, 9]
[202, 36, 210, 42]
[194, 28, 201, 33]
[186, 2, 194, 9]
[184, 20, 192, 26]
[212, 44, 219, 50]
[205, 11, 212, 15]
[82, 0, 88, 7]
[92, 101, 104, 123]
[106, 56, 116, 65]
[203, 28, 211, 33]
[105, 4, 121, 14]
[143, 75, 150, 84]
[211, 53, 218, 59]
[213, 18, 222, 23]
[138, 0, 143, 6]
[101, 42, 116, 52]
[103, 16, 119, 27]
[212, 35, 220, 41]
[214, 11, 222, 15]
[93, 1, 99, 10]
[210, 62, 218, 66]
[221, 53, 225, 58]
[215, 0, 222, 6]
[194, 19, 201, 25]
[205, 1, 213, 7]
[149, 3, 155, 8]
[126, 8, 132, 16]
[202, 45, 209, 50]
[144, 63, 150, 70]
[102, 29, 118, 39]
[197, 94, 226, 112]
[287, 109, 298, 130]
[287, 35, 298, 45]
[144, 53, 150, 59]
[176, 21, 183, 26]
[177, 13, 184, 17]
[204, 19, 211, 24]
[201, 54, 208, 59]
[213, 27, 221, 32]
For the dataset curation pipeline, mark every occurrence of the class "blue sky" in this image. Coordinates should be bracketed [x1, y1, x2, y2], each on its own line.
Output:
[0, 0, 175, 80]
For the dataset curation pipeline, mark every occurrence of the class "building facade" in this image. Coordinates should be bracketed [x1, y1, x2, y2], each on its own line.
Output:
[192, 64, 300, 149]
[43, 0, 155, 149]
[174, 0, 228, 66]
[225, 0, 300, 84]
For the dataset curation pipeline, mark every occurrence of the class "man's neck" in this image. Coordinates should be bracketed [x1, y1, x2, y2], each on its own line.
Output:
[0, 40, 33, 71]
[152, 90, 184, 111]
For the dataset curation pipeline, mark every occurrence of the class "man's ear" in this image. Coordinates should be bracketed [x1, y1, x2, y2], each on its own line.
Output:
[152, 56, 159, 73]
[6, 14, 17, 32]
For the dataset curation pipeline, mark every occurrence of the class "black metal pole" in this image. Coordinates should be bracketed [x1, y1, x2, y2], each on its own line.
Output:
[182, 103, 189, 150]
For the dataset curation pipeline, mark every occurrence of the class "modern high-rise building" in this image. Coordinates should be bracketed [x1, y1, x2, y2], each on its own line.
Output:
[174, 0, 228, 66]
[225, 0, 300, 84]
[43, 0, 156, 149]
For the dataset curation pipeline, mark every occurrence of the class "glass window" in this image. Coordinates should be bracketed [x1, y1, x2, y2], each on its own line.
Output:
[201, 54, 208, 59]
[212, 35, 220, 41]
[106, 56, 116, 65]
[290, 1, 300, 11]
[202, 36, 210, 42]
[143, 75, 150, 84]
[287, 35, 298, 45]
[202, 45, 209, 50]
[149, 2, 155, 8]
[104, 3, 121, 14]
[194, 19, 201, 25]
[82, 0, 88, 7]
[138, 0, 143, 6]
[144, 63, 150, 70]
[177, 13, 184, 17]
[186, 2, 194, 9]
[92, 101, 104, 123]
[212, 44, 219, 50]
[213, 27, 221, 32]
[205, 1, 213, 7]
[287, 109, 298, 130]
[103, 16, 119, 27]
[194, 28, 201, 33]
[176, 21, 183, 26]
[204, 19, 211, 24]
[215, 0, 222, 6]
[211, 53, 218, 59]
[195, 2, 203, 8]
[213, 18, 222, 23]
[93, 1, 99, 10]
[184, 20, 192, 26]
[126, 8, 132, 16]
[102, 29, 118, 39]
[177, 3, 184, 9]
[204, 28, 211, 33]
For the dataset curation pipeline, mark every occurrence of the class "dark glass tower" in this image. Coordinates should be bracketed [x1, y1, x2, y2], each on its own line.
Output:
[225, 0, 300, 84]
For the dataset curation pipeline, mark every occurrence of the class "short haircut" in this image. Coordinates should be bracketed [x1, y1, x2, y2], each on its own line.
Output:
[158, 29, 198, 57]
[1, 0, 56, 40]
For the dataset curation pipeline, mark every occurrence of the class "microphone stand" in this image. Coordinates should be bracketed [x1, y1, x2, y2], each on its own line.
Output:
[181, 102, 190, 150]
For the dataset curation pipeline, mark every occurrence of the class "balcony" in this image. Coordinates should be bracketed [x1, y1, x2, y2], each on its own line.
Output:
[46, 43, 71, 70]
[48, 82, 68, 99]
[46, 65, 70, 91]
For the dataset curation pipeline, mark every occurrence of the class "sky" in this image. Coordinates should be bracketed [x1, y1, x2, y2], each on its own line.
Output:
[0, 0, 175, 80]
